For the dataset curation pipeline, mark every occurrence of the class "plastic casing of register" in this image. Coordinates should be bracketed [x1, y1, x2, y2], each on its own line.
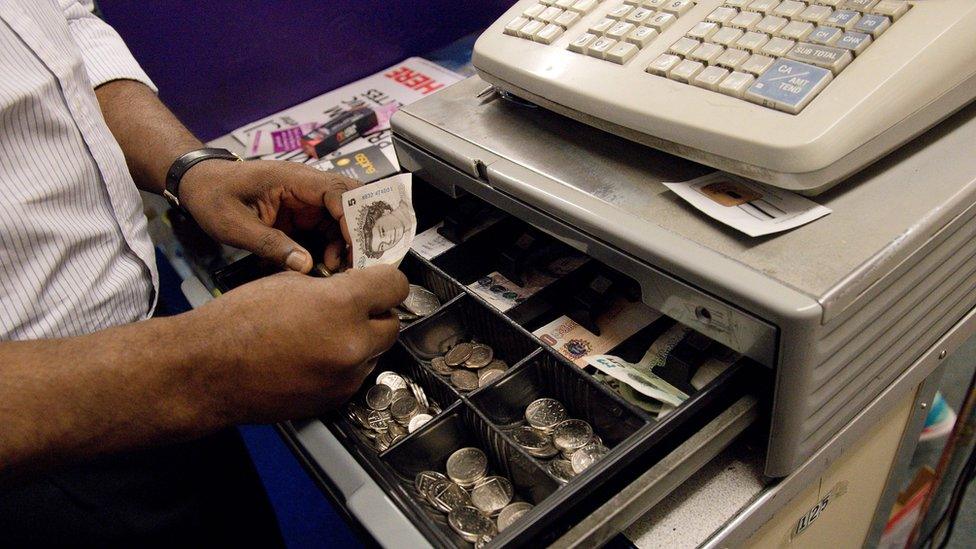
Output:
[472, 0, 976, 195]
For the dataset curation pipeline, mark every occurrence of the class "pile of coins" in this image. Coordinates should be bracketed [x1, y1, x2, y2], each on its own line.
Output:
[415, 447, 534, 546]
[512, 398, 609, 484]
[429, 341, 509, 393]
[395, 284, 441, 323]
[345, 371, 441, 451]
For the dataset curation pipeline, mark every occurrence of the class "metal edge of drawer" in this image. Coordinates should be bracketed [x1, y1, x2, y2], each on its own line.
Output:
[277, 420, 431, 549]
[392, 131, 778, 369]
[552, 394, 760, 548]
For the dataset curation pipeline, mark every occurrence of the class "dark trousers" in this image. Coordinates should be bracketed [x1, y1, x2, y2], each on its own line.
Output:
[0, 428, 284, 547]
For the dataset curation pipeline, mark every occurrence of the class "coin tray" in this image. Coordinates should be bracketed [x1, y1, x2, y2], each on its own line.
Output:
[334, 342, 458, 453]
[383, 404, 559, 548]
[399, 252, 465, 329]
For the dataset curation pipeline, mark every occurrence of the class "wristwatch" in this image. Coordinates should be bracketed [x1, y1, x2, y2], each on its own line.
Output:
[163, 147, 242, 210]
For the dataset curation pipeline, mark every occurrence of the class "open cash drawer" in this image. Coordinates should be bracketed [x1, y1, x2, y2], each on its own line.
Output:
[213, 179, 765, 547]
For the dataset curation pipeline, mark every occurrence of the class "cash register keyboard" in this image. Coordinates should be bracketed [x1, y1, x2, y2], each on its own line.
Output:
[505, 0, 909, 114]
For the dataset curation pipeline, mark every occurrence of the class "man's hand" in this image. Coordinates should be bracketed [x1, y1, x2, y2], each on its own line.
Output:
[179, 160, 359, 273]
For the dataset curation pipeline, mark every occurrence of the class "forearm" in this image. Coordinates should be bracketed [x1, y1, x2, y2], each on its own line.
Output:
[94, 79, 204, 194]
[0, 311, 224, 483]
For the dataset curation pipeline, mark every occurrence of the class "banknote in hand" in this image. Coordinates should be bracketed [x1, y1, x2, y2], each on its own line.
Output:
[342, 173, 417, 269]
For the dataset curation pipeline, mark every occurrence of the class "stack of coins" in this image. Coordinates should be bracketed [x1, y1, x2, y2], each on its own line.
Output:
[414, 447, 534, 546]
[345, 371, 441, 451]
[395, 284, 441, 323]
[428, 341, 509, 393]
[515, 398, 609, 484]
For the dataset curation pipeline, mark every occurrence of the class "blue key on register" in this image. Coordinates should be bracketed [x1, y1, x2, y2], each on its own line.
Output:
[745, 59, 833, 114]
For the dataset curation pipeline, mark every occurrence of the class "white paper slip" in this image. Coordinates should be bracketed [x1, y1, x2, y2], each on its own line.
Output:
[663, 172, 831, 237]
[411, 223, 456, 260]
[342, 174, 416, 269]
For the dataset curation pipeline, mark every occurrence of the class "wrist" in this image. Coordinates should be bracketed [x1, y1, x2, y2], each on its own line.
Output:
[164, 148, 241, 212]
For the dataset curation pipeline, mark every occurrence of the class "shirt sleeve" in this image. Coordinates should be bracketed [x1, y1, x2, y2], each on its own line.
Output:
[58, 0, 157, 92]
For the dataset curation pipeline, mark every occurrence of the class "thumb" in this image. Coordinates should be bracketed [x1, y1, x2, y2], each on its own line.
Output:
[237, 217, 312, 273]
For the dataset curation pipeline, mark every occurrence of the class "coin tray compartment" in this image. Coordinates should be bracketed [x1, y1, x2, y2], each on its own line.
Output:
[383, 404, 559, 548]
[399, 294, 540, 370]
[334, 342, 458, 453]
[399, 252, 465, 328]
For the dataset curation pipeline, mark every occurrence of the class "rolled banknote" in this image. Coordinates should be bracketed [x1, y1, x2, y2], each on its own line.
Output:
[584, 354, 689, 407]
[342, 173, 416, 269]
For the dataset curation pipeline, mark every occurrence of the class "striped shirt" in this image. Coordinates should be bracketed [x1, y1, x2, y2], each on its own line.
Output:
[0, 0, 158, 341]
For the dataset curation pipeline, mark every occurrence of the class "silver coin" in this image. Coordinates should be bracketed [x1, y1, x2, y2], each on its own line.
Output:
[478, 368, 505, 387]
[376, 371, 408, 391]
[415, 470, 448, 497]
[463, 344, 494, 369]
[525, 398, 567, 432]
[547, 459, 577, 484]
[487, 359, 508, 371]
[446, 447, 488, 488]
[496, 501, 533, 532]
[445, 342, 474, 367]
[430, 480, 471, 513]
[394, 306, 420, 322]
[450, 370, 480, 392]
[365, 384, 393, 410]
[402, 284, 441, 316]
[571, 443, 609, 474]
[448, 506, 497, 543]
[375, 431, 393, 452]
[408, 380, 429, 409]
[591, 434, 603, 447]
[408, 413, 433, 433]
[390, 387, 413, 402]
[474, 534, 493, 549]
[366, 410, 390, 432]
[361, 429, 379, 441]
[430, 356, 454, 375]
[388, 421, 408, 439]
[346, 402, 371, 429]
[390, 395, 419, 422]
[551, 419, 594, 454]
[511, 426, 558, 459]
[470, 476, 513, 515]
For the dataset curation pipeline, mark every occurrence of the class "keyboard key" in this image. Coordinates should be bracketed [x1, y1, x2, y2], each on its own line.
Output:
[786, 42, 852, 73]
[730, 11, 764, 30]
[587, 36, 618, 57]
[539, 6, 564, 22]
[568, 32, 598, 52]
[644, 0, 669, 7]
[589, 17, 616, 34]
[746, 58, 833, 113]
[715, 47, 751, 69]
[725, 0, 752, 7]
[835, 31, 872, 54]
[748, 0, 780, 13]
[505, 16, 530, 36]
[690, 42, 725, 63]
[873, 0, 909, 20]
[841, 0, 878, 10]
[627, 7, 656, 24]
[797, 4, 833, 23]
[809, 26, 843, 45]
[772, 0, 805, 18]
[812, 0, 844, 6]
[535, 23, 565, 43]
[627, 26, 660, 46]
[741, 53, 775, 75]
[853, 14, 890, 37]
[712, 26, 745, 46]
[519, 19, 547, 38]
[735, 31, 769, 52]
[555, 10, 582, 27]
[687, 21, 720, 40]
[693, 66, 731, 90]
[669, 59, 705, 82]
[824, 10, 861, 30]
[571, 0, 600, 13]
[647, 53, 682, 75]
[607, 21, 637, 39]
[662, 0, 696, 16]
[624, 0, 642, 4]
[539, 0, 556, 5]
[648, 12, 678, 31]
[608, 5, 634, 18]
[760, 36, 795, 56]
[555, 0, 576, 7]
[606, 41, 640, 63]
[756, 15, 788, 34]
[719, 70, 756, 97]
[780, 20, 815, 40]
[670, 36, 701, 56]
[523, 4, 547, 18]
[706, 7, 739, 25]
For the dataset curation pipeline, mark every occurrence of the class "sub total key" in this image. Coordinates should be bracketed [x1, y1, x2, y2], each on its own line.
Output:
[786, 42, 853, 74]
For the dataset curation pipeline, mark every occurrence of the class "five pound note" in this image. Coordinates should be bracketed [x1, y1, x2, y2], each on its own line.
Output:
[342, 173, 417, 269]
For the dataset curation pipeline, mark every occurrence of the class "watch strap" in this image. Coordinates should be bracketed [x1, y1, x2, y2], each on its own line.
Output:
[164, 147, 242, 209]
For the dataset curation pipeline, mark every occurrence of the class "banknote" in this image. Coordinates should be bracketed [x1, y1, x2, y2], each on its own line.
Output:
[584, 354, 689, 407]
[533, 298, 660, 367]
[342, 173, 416, 269]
